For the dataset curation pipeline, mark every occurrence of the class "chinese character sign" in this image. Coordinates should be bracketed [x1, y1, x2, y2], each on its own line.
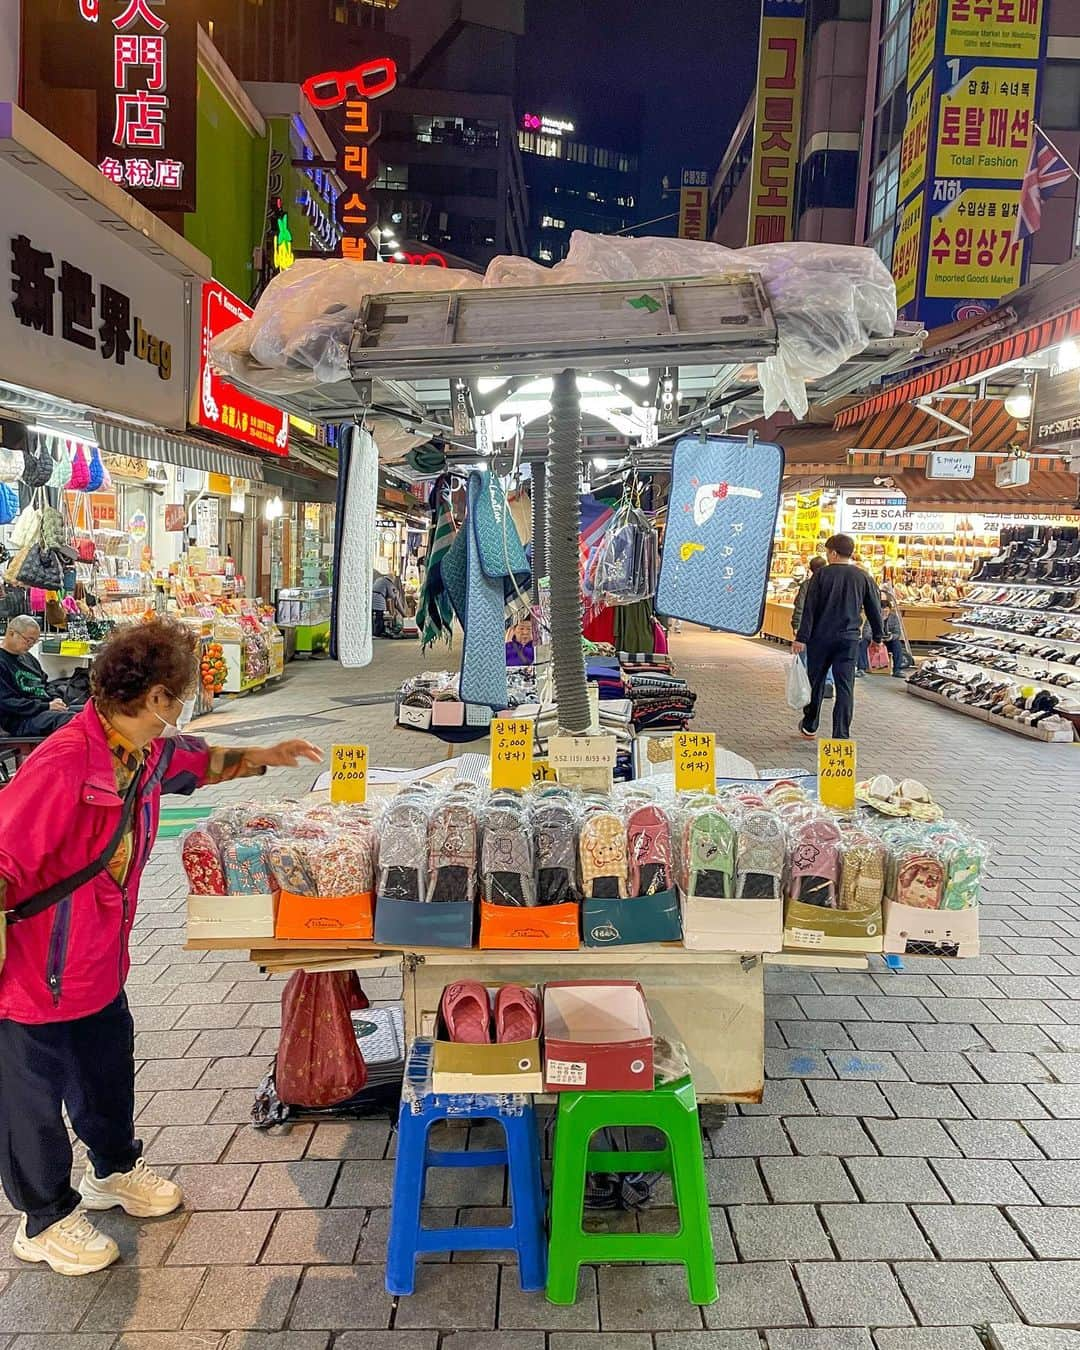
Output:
[746, 0, 806, 246]
[197, 283, 289, 455]
[303, 57, 398, 261]
[94, 0, 197, 212]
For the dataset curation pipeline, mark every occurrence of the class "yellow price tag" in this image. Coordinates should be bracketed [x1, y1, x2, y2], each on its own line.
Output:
[674, 731, 716, 794]
[818, 738, 856, 812]
[490, 717, 534, 791]
[330, 743, 368, 803]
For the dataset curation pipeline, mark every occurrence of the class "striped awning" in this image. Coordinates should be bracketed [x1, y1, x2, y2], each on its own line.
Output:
[91, 414, 265, 481]
[846, 397, 1020, 458]
[892, 464, 1078, 513]
[835, 304, 1080, 429]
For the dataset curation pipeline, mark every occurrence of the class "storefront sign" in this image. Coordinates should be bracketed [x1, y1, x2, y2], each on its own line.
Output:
[924, 184, 1023, 299]
[927, 450, 977, 478]
[818, 739, 856, 812]
[1031, 357, 1080, 450]
[677, 169, 710, 241]
[164, 502, 185, 531]
[196, 282, 288, 455]
[794, 489, 822, 549]
[1, 152, 188, 428]
[195, 495, 219, 549]
[302, 56, 398, 261]
[944, 0, 1043, 60]
[490, 718, 534, 791]
[908, 0, 939, 91]
[892, 193, 925, 310]
[90, 0, 198, 214]
[934, 63, 1036, 182]
[837, 491, 953, 536]
[674, 731, 716, 794]
[102, 452, 148, 481]
[330, 743, 368, 804]
[746, 0, 806, 245]
[899, 74, 934, 204]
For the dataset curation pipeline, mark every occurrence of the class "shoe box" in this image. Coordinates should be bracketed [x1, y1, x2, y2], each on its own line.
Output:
[883, 899, 980, 959]
[479, 899, 581, 950]
[423, 982, 544, 1094]
[783, 896, 884, 954]
[187, 892, 277, 944]
[679, 893, 783, 953]
[582, 889, 683, 947]
[275, 889, 374, 943]
[543, 980, 654, 1091]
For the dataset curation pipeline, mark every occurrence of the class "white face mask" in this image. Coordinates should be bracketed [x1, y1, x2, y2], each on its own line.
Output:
[156, 691, 196, 739]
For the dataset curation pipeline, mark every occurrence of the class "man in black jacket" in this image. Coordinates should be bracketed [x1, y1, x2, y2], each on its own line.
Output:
[793, 534, 884, 740]
[0, 618, 80, 737]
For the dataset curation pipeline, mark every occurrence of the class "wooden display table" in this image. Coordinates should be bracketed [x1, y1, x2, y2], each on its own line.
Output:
[759, 599, 960, 644]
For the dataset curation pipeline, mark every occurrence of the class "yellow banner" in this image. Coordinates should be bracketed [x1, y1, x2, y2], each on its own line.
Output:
[674, 732, 716, 795]
[746, 11, 806, 246]
[102, 453, 148, 482]
[818, 738, 856, 812]
[892, 193, 925, 310]
[944, 0, 1043, 60]
[207, 473, 233, 497]
[678, 186, 710, 241]
[934, 65, 1036, 180]
[908, 0, 939, 91]
[794, 490, 821, 549]
[330, 743, 368, 804]
[899, 74, 934, 205]
[490, 718, 534, 791]
[925, 186, 1023, 298]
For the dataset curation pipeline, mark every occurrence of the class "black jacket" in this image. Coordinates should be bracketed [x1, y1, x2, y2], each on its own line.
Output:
[0, 647, 51, 731]
[796, 564, 884, 646]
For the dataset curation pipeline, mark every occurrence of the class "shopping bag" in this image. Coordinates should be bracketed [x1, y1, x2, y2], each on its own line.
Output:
[867, 641, 889, 671]
[786, 654, 812, 709]
[276, 970, 369, 1109]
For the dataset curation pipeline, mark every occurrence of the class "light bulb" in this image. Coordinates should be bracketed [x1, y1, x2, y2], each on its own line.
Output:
[1004, 387, 1032, 420]
[592, 457, 609, 470]
[1058, 340, 1080, 373]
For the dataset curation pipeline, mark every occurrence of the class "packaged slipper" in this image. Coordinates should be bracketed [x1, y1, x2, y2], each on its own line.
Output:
[627, 803, 673, 896]
[685, 807, 737, 900]
[735, 808, 785, 900]
[580, 810, 629, 900]
[838, 830, 886, 913]
[787, 815, 842, 909]
[182, 828, 227, 896]
[482, 800, 536, 906]
[533, 799, 580, 904]
[428, 799, 480, 903]
[266, 840, 317, 896]
[895, 848, 947, 910]
[378, 796, 431, 901]
[221, 838, 274, 895]
[315, 828, 378, 898]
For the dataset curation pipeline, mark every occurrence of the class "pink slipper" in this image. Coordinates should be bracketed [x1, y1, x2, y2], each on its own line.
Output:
[440, 981, 491, 1044]
[494, 985, 541, 1044]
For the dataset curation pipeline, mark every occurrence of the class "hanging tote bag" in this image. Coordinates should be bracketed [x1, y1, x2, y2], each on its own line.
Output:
[70, 492, 97, 563]
[48, 442, 71, 491]
[276, 970, 369, 1108]
[67, 444, 91, 491]
[0, 447, 24, 483]
[20, 434, 53, 490]
[85, 447, 106, 493]
[0, 482, 17, 526]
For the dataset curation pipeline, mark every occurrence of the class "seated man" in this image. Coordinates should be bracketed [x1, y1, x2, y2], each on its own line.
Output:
[0, 617, 80, 737]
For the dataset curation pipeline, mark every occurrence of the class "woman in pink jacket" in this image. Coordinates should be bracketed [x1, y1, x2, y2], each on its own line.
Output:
[0, 620, 322, 1275]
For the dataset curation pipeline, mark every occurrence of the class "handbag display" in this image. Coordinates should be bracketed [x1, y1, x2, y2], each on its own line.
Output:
[16, 543, 64, 590]
[275, 970, 369, 1108]
[0, 447, 24, 484]
[0, 483, 17, 526]
[9, 503, 41, 549]
[20, 434, 53, 490]
[85, 447, 106, 493]
[67, 444, 91, 491]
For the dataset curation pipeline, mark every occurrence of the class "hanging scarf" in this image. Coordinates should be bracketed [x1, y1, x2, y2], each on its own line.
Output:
[416, 479, 457, 651]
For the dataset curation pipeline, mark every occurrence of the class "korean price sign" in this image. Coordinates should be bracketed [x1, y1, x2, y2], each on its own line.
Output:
[490, 718, 534, 792]
[674, 732, 716, 795]
[935, 64, 1035, 181]
[945, 0, 1043, 61]
[818, 739, 856, 812]
[925, 186, 1023, 298]
[330, 744, 368, 804]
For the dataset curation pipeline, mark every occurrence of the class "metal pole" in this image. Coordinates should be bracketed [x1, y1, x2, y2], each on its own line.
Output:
[531, 460, 548, 599]
[547, 369, 591, 734]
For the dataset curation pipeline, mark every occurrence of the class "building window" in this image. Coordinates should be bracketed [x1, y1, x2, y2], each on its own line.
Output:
[1041, 61, 1080, 131]
[414, 116, 500, 151]
[374, 163, 408, 190]
[540, 214, 566, 229]
[538, 247, 554, 261]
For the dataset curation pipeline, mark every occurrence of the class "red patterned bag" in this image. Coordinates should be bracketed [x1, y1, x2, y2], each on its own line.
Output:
[276, 971, 369, 1108]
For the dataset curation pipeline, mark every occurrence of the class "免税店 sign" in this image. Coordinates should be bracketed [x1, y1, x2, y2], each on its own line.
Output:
[196, 282, 289, 456]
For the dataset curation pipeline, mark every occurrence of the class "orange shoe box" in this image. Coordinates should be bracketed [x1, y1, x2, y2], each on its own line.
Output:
[274, 891, 374, 942]
[478, 899, 580, 950]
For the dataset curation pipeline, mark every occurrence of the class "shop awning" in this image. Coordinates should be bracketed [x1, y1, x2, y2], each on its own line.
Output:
[261, 458, 338, 504]
[891, 463, 1078, 513]
[846, 397, 1020, 459]
[91, 415, 265, 481]
[835, 305, 1080, 429]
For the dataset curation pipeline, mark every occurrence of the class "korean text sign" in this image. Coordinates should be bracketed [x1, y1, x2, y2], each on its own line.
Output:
[746, 0, 806, 246]
[330, 744, 368, 804]
[674, 732, 716, 794]
[818, 739, 856, 812]
[490, 718, 534, 791]
[197, 283, 289, 456]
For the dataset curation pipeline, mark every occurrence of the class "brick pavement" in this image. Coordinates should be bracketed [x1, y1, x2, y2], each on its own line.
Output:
[2, 629, 1080, 1347]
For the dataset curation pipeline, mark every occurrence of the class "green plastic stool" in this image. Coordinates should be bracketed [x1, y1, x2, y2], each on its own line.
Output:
[546, 1074, 718, 1306]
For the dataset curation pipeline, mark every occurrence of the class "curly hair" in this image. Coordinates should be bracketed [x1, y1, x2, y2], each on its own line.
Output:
[91, 619, 198, 715]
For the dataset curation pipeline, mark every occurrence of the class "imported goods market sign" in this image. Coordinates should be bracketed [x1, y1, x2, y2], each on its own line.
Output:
[2, 149, 187, 428]
[196, 282, 289, 456]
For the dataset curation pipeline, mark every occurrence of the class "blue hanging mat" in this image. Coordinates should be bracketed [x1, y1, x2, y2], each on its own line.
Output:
[656, 434, 785, 636]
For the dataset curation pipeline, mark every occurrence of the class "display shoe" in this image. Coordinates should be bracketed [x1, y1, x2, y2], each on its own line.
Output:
[12, 1211, 119, 1276]
[77, 1157, 182, 1218]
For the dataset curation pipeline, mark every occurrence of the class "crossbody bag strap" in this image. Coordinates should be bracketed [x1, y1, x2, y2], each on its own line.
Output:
[6, 771, 142, 927]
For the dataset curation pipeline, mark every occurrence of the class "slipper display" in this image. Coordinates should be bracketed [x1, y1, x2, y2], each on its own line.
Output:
[580, 810, 630, 900]
[440, 981, 492, 1043]
[627, 804, 673, 896]
[494, 985, 542, 1043]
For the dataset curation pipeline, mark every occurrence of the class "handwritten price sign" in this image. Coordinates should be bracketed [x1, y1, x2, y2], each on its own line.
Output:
[330, 743, 368, 803]
[674, 731, 716, 794]
[490, 718, 534, 791]
[818, 738, 856, 811]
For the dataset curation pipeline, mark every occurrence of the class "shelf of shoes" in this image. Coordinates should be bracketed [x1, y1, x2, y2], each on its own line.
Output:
[907, 659, 1077, 741]
[961, 583, 1080, 617]
[952, 620, 1080, 652]
[967, 523, 1080, 588]
[907, 680, 1076, 742]
[940, 633, 1080, 670]
[927, 649, 1080, 696]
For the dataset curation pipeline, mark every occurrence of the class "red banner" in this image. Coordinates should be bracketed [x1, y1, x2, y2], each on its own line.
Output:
[196, 282, 289, 456]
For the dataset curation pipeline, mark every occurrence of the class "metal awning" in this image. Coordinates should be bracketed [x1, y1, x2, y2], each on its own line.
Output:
[846, 396, 1021, 459]
[92, 415, 265, 481]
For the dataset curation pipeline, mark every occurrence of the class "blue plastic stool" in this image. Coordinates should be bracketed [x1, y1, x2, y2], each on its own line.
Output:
[386, 1081, 547, 1295]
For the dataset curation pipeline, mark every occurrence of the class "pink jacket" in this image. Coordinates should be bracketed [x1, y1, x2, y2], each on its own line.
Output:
[0, 704, 211, 1024]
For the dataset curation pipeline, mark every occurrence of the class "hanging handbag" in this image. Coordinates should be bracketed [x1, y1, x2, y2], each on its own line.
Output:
[85, 447, 105, 493]
[71, 494, 97, 563]
[276, 970, 369, 1108]
[67, 444, 91, 491]
[21, 434, 53, 490]
[0, 447, 24, 483]
[40, 504, 67, 551]
[4, 543, 31, 586]
[10, 502, 41, 549]
[16, 543, 64, 590]
[48, 443, 71, 491]
[0, 482, 17, 526]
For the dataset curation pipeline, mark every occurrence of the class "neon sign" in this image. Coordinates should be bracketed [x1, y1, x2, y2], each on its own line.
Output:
[521, 112, 575, 137]
[273, 211, 294, 272]
[78, 0, 100, 19]
[303, 56, 398, 261]
[402, 252, 449, 268]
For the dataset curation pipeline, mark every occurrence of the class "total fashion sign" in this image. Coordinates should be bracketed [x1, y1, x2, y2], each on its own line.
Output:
[196, 282, 288, 455]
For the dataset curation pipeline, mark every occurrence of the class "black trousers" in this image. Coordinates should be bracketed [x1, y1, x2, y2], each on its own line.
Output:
[6, 707, 79, 738]
[0, 993, 141, 1236]
[803, 637, 859, 739]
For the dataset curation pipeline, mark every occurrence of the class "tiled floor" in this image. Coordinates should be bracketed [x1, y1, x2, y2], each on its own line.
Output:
[2, 628, 1079, 1349]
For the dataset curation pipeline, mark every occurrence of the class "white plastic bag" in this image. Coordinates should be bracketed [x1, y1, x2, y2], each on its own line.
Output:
[786, 655, 812, 710]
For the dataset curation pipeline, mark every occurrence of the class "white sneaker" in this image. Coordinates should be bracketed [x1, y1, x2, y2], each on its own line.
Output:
[78, 1157, 182, 1218]
[12, 1210, 119, 1276]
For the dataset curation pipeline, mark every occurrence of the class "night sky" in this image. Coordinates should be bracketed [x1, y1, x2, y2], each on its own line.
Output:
[518, 0, 761, 229]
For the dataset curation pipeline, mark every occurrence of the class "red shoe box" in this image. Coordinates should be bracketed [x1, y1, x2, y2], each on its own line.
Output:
[542, 980, 654, 1092]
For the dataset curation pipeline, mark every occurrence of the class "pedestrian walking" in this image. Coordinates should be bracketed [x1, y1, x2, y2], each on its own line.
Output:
[793, 533, 885, 739]
[791, 556, 832, 699]
[0, 619, 322, 1275]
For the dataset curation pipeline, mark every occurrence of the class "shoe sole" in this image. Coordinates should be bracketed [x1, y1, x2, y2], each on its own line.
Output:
[798, 729, 817, 741]
[78, 1184, 182, 1219]
[12, 1233, 118, 1276]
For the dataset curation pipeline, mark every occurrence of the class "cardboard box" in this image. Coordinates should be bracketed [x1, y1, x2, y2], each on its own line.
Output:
[883, 900, 980, 958]
[543, 980, 654, 1091]
[582, 889, 682, 947]
[429, 982, 544, 1094]
[783, 897, 884, 955]
[275, 891, 374, 942]
[679, 894, 783, 953]
[373, 896, 474, 949]
[479, 900, 580, 950]
[187, 893, 276, 943]
[397, 704, 433, 732]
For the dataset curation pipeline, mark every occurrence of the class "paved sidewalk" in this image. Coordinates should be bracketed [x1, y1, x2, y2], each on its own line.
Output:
[2, 630, 1080, 1349]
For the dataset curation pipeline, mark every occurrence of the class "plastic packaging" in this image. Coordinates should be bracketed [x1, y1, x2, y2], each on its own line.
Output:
[579, 808, 629, 900]
[314, 828, 379, 898]
[583, 500, 659, 609]
[482, 795, 536, 906]
[427, 796, 480, 903]
[735, 808, 786, 900]
[531, 791, 581, 905]
[266, 839, 317, 896]
[221, 838, 275, 895]
[681, 802, 738, 900]
[378, 792, 432, 902]
[182, 828, 227, 896]
[786, 655, 812, 709]
[787, 813, 843, 908]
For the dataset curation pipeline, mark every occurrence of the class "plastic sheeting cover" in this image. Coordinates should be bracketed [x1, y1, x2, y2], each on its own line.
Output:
[211, 233, 897, 421]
